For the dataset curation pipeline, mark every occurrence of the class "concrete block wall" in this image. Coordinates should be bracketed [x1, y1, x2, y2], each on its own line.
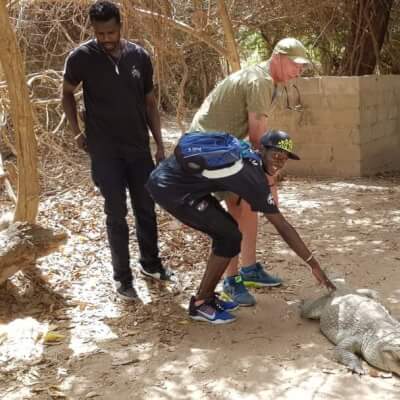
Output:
[267, 75, 400, 177]
[359, 76, 400, 175]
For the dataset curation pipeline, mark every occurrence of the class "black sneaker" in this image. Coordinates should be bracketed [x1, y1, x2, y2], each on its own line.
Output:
[138, 265, 174, 281]
[115, 282, 138, 302]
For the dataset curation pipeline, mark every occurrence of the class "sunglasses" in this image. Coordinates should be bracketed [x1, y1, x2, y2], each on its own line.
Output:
[284, 84, 303, 112]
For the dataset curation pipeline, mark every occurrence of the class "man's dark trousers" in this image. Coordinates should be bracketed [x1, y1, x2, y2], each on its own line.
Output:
[91, 152, 162, 284]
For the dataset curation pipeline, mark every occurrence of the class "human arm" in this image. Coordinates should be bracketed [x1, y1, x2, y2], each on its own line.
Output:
[61, 80, 86, 150]
[248, 111, 279, 204]
[145, 90, 165, 164]
[248, 111, 267, 149]
[246, 75, 271, 148]
[264, 211, 336, 290]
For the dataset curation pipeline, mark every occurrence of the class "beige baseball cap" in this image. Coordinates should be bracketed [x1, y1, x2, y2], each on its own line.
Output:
[273, 38, 310, 64]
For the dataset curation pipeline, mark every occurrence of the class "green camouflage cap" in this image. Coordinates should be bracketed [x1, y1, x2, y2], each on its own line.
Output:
[273, 38, 310, 64]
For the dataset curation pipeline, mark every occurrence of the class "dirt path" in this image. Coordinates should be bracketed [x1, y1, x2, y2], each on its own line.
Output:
[1, 128, 400, 399]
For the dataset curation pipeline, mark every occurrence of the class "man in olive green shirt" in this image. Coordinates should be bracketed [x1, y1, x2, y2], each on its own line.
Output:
[191, 61, 274, 140]
[190, 38, 310, 306]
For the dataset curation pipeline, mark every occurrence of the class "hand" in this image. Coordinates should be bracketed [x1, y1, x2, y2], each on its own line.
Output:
[311, 265, 336, 291]
[154, 144, 165, 164]
[74, 132, 87, 152]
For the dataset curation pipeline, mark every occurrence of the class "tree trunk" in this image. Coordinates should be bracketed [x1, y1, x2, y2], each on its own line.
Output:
[340, 0, 394, 75]
[216, 0, 241, 72]
[0, 0, 39, 223]
[0, 222, 67, 284]
[0, 127, 17, 203]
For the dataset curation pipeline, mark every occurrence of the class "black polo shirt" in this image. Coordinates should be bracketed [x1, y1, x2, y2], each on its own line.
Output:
[147, 156, 279, 214]
[64, 39, 153, 157]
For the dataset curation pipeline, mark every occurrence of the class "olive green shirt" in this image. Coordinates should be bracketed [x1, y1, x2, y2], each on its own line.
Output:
[190, 62, 276, 139]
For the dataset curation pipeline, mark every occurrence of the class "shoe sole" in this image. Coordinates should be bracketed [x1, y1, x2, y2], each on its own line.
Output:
[220, 291, 256, 307]
[138, 265, 171, 281]
[190, 315, 236, 324]
[243, 281, 282, 288]
[221, 292, 256, 312]
[237, 301, 255, 307]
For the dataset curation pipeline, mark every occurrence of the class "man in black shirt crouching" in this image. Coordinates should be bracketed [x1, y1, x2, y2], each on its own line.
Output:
[147, 130, 336, 324]
[62, 0, 171, 301]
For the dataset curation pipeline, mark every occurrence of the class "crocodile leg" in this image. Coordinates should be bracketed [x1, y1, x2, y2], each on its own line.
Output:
[334, 338, 365, 375]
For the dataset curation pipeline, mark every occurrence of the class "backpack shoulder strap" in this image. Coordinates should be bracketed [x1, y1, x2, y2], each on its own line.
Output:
[239, 140, 261, 163]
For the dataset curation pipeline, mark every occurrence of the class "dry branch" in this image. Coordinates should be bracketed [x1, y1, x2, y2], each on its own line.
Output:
[133, 6, 229, 60]
[339, 0, 393, 74]
[216, 0, 241, 72]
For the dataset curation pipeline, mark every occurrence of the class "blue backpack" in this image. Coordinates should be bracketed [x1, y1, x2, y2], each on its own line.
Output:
[174, 131, 260, 173]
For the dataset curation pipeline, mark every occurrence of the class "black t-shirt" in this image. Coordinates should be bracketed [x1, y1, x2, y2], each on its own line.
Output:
[147, 155, 279, 214]
[64, 39, 153, 157]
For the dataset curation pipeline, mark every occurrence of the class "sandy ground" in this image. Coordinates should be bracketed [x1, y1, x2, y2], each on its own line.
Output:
[1, 124, 400, 399]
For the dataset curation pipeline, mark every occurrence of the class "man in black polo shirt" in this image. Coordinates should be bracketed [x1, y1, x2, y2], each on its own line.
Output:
[147, 130, 336, 324]
[62, 0, 170, 301]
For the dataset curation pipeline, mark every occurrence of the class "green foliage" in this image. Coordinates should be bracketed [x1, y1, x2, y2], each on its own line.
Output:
[238, 29, 268, 66]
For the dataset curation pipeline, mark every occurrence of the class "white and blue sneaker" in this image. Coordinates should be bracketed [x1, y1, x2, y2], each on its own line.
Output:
[189, 296, 236, 324]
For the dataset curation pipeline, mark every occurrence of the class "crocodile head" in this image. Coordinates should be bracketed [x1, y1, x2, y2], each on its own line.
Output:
[375, 337, 400, 376]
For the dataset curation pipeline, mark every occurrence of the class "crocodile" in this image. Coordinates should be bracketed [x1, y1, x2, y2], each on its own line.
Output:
[300, 281, 400, 375]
